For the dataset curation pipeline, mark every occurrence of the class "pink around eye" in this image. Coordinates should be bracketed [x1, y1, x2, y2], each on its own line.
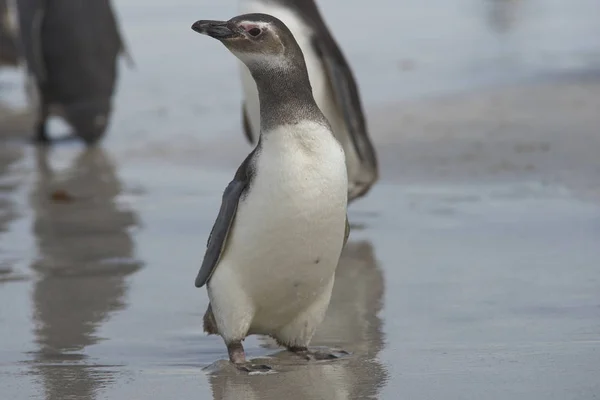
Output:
[241, 24, 262, 36]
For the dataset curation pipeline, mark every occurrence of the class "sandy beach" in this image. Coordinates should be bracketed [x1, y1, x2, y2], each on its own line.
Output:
[1, 0, 600, 399]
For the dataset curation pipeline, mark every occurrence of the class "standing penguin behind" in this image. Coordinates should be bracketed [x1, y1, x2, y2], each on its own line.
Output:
[238, 0, 378, 203]
[0, 0, 18, 67]
[14, 0, 131, 145]
[192, 13, 350, 371]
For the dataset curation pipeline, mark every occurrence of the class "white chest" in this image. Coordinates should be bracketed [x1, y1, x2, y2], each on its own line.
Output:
[255, 129, 345, 203]
[220, 122, 348, 292]
[242, 123, 347, 237]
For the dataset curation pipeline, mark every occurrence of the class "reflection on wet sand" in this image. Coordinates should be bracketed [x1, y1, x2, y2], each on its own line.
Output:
[208, 240, 388, 400]
[28, 148, 142, 400]
[0, 126, 24, 282]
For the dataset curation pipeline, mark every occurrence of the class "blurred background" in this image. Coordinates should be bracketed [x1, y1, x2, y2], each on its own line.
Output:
[1, 0, 600, 399]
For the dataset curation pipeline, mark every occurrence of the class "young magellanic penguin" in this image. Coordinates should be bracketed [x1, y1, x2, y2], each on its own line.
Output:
[238, 0, 379, 203]
[191, 13, 351, 371]
[14, 0, 131, 145]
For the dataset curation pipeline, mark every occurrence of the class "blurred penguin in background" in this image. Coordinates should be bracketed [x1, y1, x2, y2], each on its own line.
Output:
[0, 0, 19, 67]
[14, 0, 132, 145]
[239, 0, 379, 203]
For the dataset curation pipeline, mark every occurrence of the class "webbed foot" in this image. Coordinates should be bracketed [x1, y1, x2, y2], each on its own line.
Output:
[287, 346, 350, 361]
[235, 363, 273, 374]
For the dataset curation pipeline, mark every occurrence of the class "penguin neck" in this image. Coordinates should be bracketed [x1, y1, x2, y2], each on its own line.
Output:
[251, 64, 325, 133]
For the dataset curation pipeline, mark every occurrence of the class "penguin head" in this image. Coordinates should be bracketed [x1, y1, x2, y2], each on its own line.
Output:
[192, 13, 305, 72]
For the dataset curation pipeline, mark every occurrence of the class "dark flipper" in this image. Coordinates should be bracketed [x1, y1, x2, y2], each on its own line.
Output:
[194, 149, 257, 288]
[194, 179, 245, 288]
[242, 103, 255, 144]
[343, 215, 350, 248]
[311, 37, 377, 172]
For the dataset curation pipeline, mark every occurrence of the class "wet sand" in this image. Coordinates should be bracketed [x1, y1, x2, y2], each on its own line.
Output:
[2, 0, 600, 399]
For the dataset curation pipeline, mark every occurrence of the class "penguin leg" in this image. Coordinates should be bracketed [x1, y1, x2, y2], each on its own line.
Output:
[226, 341, 246, 364]
[34, 101, 49, 144]
[224, 341, 271, 373]
[206, 284, 271, 372]
[227, 341, 272, 374]
[274, 278, 345, 360]
[218, 320, 272, 372]
[205, 302, 269, 370]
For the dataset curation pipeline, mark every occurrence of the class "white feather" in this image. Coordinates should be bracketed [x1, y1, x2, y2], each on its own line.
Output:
[238, 0, 363, 189]
[208, 120, 348, 347]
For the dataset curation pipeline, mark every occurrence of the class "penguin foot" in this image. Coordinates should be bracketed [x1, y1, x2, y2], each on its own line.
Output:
[287, 346, 350, 361]
[227, 342, 274, 374]
[34, 108, 50, 145]
[33, 125, 50, 145]
[235, 363, 273, 374]
[227, 341, 247, 364]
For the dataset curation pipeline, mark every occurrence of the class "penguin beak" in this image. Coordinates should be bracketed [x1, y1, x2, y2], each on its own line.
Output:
[192, 20, 238, 40]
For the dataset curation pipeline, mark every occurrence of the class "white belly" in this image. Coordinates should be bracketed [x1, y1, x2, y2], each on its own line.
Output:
[209, 121, 348, 334]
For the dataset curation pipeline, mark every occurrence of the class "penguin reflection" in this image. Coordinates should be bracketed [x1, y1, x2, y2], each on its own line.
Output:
[208, 241, 388, 400]
[29, 148, 141, 400]
[0, 138, 23, 281]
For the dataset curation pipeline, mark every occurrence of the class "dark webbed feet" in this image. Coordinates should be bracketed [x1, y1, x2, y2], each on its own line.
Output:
[287, 346, 350, 361]
[235, 363, 273, 373]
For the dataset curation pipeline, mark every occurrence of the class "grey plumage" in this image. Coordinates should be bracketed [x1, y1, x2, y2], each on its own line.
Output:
[195, 146, 258, 288]
[14, 0, 130, 145]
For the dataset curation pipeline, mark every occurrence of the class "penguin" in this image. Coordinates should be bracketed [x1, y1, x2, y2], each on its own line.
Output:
[0, 0, 19, 67]
[238, 0, 378, 203]
[191, 13, 351, 371]
[13, 0, 132, 145]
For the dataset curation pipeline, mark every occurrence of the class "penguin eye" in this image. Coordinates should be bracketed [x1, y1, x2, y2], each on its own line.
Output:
[248, 27, 262, 37]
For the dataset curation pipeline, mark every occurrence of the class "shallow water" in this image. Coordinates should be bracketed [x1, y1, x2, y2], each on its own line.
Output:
[1, 0, 600, 399]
